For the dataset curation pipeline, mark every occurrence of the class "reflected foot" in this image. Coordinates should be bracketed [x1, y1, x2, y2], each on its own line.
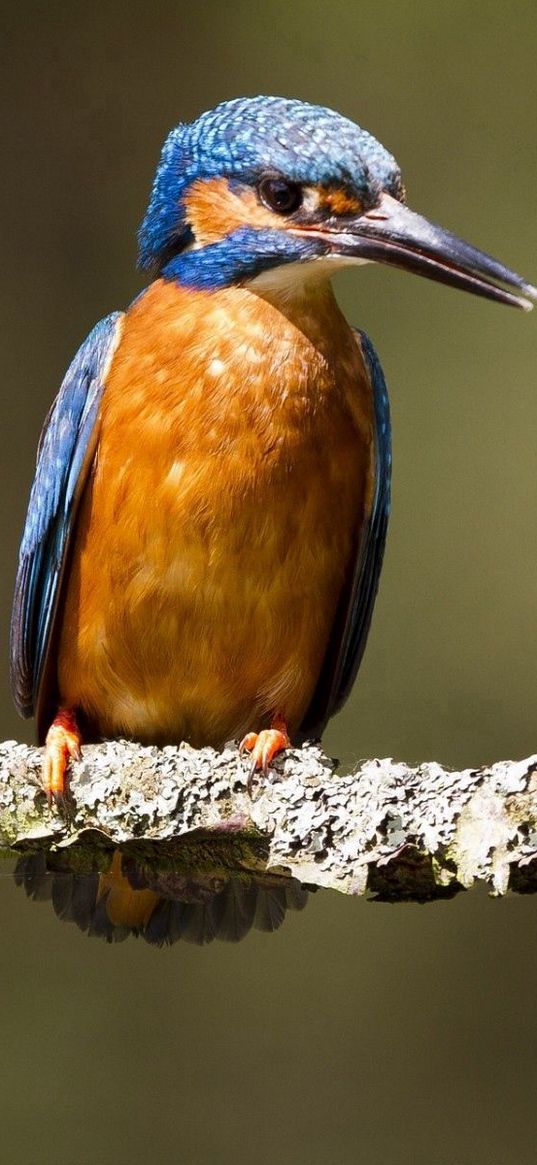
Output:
[43, 708, 81, 807]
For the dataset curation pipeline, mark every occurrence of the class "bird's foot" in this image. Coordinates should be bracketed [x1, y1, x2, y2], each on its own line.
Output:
[42, 708, 81, 808]
[239, 715, 290, 791]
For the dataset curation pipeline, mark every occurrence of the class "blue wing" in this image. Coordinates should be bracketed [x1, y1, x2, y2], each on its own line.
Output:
[10, 312, 123, 728]
[301, 328, 391, 737]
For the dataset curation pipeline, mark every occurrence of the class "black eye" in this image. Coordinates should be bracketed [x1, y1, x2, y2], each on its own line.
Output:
[258, 176, 302, 215]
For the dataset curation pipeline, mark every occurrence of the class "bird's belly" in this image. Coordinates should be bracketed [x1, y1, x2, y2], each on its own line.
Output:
[56, 277, 374, 746]
[58, 435, 366, 746]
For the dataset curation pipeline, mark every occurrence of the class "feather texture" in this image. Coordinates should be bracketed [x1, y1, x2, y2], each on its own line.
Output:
[10, 313, 123, 726]
[53, 277, 378, 747]
[303, 328, 391, 735]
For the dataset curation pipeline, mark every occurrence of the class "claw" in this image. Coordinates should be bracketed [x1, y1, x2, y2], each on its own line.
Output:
[239, 715, 290, 792]
[42, 708, 81, 808]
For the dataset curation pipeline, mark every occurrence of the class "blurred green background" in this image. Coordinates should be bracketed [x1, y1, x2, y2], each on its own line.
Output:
[1, 2, 537, 1163]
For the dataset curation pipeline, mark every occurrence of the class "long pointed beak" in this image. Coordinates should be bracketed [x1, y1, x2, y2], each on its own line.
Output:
[296, 192, 537, 311]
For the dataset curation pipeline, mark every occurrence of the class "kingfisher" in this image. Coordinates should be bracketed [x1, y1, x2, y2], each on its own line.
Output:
[10, 96, 536, 805]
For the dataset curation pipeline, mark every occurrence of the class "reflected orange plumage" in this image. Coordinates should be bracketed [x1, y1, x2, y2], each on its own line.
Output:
[97, 852, 160, 929]
[56, 276, 375, 747]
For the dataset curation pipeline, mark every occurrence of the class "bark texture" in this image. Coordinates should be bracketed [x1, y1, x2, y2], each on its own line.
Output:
[2, 738, 537, 900]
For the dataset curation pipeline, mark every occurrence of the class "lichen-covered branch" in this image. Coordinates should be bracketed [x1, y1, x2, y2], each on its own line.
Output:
[1, 738, 537, 900]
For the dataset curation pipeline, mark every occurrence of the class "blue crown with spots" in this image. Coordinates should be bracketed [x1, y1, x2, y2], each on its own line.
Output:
[138, 96, 402, 270]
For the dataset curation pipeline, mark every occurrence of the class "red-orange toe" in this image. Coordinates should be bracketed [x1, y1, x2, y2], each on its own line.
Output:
[239, 716, 290, 782]
[42, 708, 82, 806]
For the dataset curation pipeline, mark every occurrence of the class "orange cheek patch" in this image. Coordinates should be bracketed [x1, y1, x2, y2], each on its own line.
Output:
[182, 178, 364, 246]
[183, 177, 284, 245]
[319, 186, 363, 216]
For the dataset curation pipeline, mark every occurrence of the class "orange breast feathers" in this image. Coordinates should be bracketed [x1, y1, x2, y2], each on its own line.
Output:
[57, 277, 376, 746]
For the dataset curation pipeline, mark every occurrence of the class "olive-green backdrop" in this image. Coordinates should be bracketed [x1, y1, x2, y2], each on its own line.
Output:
[1, 3, 536, 1163]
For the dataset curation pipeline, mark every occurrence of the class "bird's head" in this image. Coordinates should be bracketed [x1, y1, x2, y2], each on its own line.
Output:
[138, 96, 536, 309]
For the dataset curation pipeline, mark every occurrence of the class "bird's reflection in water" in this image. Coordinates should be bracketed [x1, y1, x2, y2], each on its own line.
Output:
[14, 849, 310, 945]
